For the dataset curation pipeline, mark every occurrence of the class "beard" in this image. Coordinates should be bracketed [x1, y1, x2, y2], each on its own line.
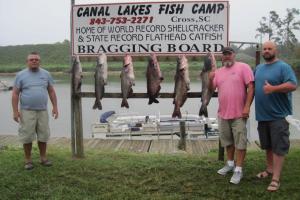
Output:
[263, 53, 276, 62]
[29, 66, 39, 72]
[223, 61, 234, 67]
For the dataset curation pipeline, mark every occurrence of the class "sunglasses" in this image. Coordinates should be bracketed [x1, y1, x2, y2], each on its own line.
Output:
[29, 58, 40, 62]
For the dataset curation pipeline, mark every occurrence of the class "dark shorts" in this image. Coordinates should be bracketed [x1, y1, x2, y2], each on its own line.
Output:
[257, 119, 290, 155]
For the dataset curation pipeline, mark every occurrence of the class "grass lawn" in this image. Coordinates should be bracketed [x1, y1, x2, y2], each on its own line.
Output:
[0, 145, 300, 199]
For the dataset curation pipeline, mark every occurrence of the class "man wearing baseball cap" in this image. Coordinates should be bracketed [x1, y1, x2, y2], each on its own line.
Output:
[222, 46, 235, 54]
[210, 46, 254, 184]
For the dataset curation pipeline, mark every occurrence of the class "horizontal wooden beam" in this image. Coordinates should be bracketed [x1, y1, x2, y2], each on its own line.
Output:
[79, 92, 218, 98]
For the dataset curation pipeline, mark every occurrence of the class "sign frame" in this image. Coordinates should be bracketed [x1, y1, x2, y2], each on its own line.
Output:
[71, 1, 229, 56]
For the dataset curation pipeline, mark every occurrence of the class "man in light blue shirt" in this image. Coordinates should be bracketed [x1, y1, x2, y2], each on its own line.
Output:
[254, 41, 297, 192]
[12, 52, 58, 170]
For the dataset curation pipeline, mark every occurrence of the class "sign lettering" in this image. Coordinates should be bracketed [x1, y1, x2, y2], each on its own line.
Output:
[72, 1, 229, 55]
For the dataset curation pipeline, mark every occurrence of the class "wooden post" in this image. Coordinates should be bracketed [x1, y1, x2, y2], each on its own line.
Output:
[70, 62, 76, 157]
[178, 121, 186, 151]
[70, 0, 75, 157]
[218, 139, 224, 161]
[74, 94, 84, 158]
[70, 0, 84, 158]
[71, 60, 84, 158]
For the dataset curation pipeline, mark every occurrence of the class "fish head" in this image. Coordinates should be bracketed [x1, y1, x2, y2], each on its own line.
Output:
[123, 54, 132, 65]
[122, 63, 134, 82]
[148, 54, 163, 80]
[177, 55, 190, 83]
[98, 53, 107, 65]
[72, 55, 80, 65]
[96, 56, 101, 67]
[148, 55, 155, 69]
[72, 55, 82, 74]
[97, 54, 108, 76]
[177, 55, 188, 71]
[149, 54, 158, 69]
[123, 54, 134, 72]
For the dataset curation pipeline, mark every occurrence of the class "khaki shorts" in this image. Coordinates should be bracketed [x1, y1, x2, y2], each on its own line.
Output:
[218, 117, 247, 150]
[18, 109, 50, 144]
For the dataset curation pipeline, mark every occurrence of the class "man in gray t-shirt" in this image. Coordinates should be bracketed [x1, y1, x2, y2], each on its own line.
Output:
[12, 52, 58, 170]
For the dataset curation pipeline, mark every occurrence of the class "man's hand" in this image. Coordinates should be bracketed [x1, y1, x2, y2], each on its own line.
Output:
[264, 81, 296, 94]
[263, 81, 274, 94]
[242, 106, 250, 119]
[52, 107, 58, 119]
[13, 111, 20, 123]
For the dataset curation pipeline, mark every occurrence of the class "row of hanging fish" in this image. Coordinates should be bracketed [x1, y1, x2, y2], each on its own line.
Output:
[71, 53, 216, 118]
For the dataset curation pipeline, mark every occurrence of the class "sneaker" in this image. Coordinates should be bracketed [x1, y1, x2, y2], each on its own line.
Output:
[230, 171, 243, 184]
[217, 164, 234, 175]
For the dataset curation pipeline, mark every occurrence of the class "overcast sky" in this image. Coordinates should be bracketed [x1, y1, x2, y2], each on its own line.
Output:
[0, 0, 299, 46]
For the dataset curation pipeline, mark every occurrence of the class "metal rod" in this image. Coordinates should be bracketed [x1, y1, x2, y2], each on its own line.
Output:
[255, 44, 261, 66]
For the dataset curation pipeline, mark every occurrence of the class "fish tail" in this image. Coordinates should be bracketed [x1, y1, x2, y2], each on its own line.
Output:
[121, 99, 129, 108]
[148, 98, 159, 105]
[199, 105, 208, 117]
[172, 109, 182, 118]
[153, 98, 159, 103]
[93, 100, 102, 110]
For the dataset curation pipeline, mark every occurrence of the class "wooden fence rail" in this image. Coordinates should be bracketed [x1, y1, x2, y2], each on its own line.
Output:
[79, 92, 218, 98]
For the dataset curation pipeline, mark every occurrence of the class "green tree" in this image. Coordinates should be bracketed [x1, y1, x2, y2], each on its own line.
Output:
[256, 11, 281, 41]
[277, 8, 300, 52]
[256, 9, 300, 50]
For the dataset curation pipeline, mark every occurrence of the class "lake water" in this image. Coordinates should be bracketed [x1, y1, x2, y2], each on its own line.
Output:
[1, 74, 299, 141]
